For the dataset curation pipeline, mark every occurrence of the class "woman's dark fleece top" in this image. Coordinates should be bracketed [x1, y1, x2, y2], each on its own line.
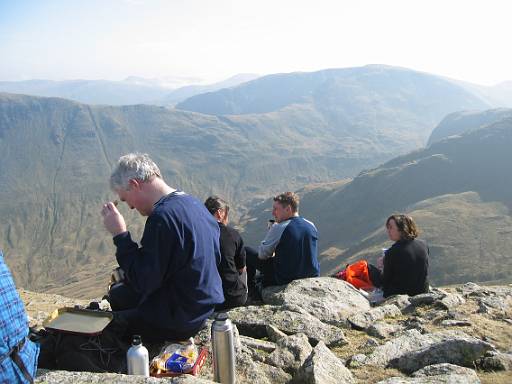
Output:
[382, 238, 429, 297]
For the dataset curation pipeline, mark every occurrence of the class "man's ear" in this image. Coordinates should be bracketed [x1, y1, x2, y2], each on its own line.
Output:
[128, 178, 141, 190]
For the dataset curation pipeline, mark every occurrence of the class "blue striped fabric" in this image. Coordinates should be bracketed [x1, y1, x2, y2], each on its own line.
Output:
[0, 250, 39, 383]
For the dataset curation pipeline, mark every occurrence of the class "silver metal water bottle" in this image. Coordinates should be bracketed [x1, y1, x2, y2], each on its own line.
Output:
[212, 313, 236, 383]
[126, 335, 149, 376]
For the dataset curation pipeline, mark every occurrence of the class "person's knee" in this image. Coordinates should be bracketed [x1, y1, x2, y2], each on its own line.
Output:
[108, 282, 139, 311]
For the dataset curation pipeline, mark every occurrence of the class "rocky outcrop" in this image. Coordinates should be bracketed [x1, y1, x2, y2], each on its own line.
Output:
[22, 279, 512, 383]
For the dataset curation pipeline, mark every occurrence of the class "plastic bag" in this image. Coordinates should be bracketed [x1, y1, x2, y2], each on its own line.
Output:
[150, 338, 198, 375]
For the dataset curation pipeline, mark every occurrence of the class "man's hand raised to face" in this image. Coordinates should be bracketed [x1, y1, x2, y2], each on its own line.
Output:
[101, 201, 127, 236]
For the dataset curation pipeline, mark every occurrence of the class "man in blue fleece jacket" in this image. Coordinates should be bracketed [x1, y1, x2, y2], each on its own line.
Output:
[101, 153, 223, 341]
[246, 192, 320, 293]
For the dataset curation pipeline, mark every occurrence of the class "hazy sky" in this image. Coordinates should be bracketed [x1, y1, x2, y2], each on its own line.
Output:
[1, 0, 511, 85]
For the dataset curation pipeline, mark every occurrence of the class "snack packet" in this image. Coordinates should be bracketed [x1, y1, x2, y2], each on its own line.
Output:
[151, 338, 198, 374]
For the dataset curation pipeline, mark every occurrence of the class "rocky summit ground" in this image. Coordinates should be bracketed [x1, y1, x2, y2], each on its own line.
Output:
[21, 278, 512, 384]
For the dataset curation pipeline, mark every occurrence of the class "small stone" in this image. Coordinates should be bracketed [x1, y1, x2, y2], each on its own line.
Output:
[440, 319, 471, 327]
[347, 353, 367, 368]
[367, 322, 402, 339]
[240, 335, 276, 353]
[477, 351, 512, 371]
[265, 324, 287, 342]
[348, 304, 401, 330]
[382, 295, 411, 310]
[412, 363, 479, 377]
[364, 337, 380, 348]
[437, 293, 465, 310]
[408, 292, 444, 307]
[294, 341, 354, 384]
[265, 333, 312, 375]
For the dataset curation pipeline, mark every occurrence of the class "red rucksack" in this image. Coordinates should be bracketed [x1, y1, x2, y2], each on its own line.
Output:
[334, 260, 374, 290]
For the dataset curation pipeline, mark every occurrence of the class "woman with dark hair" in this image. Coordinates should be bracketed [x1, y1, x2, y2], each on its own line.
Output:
[204, 196, 247, 310]
[380, 214, 429, 297]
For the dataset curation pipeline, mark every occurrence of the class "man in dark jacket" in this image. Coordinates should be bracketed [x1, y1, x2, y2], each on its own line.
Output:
[101, 153, 224, 341]
[246, 192, 320, 293]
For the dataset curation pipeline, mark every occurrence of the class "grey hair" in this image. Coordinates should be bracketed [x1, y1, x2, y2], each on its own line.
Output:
[110, 153, 162, 191]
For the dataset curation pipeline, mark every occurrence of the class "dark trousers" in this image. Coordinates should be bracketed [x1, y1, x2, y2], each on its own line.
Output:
[245, 246, 277, 292]
[108, 282, 204, 342]
[215, 291, 248, 311]
[215, 270, 248, 310]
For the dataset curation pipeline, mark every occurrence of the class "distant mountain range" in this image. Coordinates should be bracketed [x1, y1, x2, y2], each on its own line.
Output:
[0, 74, 260, 106]
[176, 65, 496, 115]
[241, 109, 512, 286]
[160, 74, 259, 105]
[1, 65, 511, 296]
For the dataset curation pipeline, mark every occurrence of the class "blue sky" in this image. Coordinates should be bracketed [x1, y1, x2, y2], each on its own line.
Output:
[1, 0, 511, 85]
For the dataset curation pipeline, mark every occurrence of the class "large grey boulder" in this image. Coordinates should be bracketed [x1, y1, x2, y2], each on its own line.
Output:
[376, 363, 481, 383]
[412, 363, 480, 378]
[477, 295, 511, 316]
[348, 304, 402, 330]
[366, 329, 495, 373]
[228, 305, 348, 346]
[261, 277, 370, 327]
[294, 341, 354, 384]
[265, 333, 312, 374]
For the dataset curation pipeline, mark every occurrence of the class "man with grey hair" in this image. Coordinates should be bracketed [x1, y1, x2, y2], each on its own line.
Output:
[101, 153, 224, 341]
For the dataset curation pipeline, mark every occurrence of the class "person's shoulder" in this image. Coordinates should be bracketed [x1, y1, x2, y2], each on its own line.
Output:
[412, 238, 428, 251]
[153, 191, 195, 213]
[224, 224, 242, 239]
[295, 216, 317, 231]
